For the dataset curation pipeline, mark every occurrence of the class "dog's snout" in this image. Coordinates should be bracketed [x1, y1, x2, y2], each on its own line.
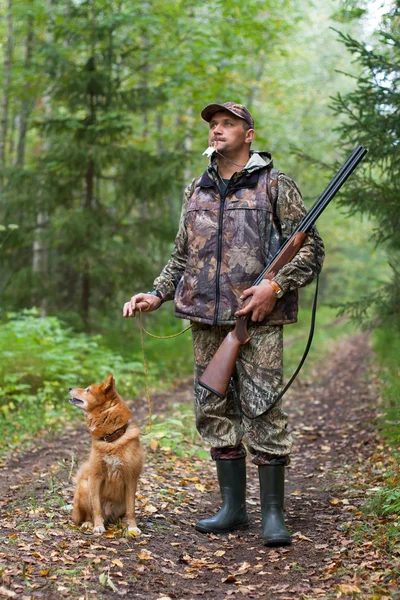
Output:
[69, 387, 72, 392]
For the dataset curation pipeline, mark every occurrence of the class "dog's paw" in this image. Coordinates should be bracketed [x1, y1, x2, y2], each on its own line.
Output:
[127, 526, 141, 537]
[93, 525, 106, 534]
[81, 521, 93, 530]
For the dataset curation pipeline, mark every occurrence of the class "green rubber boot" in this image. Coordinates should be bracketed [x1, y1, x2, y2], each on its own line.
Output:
[258, 464, 291, 546]
[195, 458, 249, 533]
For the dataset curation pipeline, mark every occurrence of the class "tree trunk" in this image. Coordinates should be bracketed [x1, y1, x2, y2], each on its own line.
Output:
[16, 16, 34, 167]
[247, 57, 265, 110]
[8, 110, 16, 162]
[82, 156, 94, 328]
[32, 211, 48, 317]
[82, 0, 97, 329]
[31, 9, 50, 315]
[0, 0, 13, 171]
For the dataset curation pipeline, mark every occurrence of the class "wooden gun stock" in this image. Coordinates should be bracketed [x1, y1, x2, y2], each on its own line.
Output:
[199, 314, 251, 398]
[199, 145, 368, 400]
[199, 232, 308, 398]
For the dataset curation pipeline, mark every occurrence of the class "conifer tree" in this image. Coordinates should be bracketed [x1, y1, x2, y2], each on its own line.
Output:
[0, 0, 294, 328]
[331, 3, 400, 326]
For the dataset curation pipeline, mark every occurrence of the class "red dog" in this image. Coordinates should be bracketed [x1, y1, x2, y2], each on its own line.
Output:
[69, 373, 144, 535]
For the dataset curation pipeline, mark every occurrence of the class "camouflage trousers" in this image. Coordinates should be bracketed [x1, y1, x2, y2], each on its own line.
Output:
[191, 322, 292, 465]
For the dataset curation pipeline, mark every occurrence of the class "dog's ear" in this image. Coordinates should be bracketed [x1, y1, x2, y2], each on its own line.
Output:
[103, 373, 115, 393]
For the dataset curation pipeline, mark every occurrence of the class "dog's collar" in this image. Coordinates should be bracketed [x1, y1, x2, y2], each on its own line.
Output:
[100, 423, 129, 443]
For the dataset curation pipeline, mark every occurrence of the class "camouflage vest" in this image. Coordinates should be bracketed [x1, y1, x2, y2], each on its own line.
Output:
[174, 166, 299, 326]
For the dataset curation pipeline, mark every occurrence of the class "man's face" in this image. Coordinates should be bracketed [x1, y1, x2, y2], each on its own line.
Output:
[208, 111, 254, 155]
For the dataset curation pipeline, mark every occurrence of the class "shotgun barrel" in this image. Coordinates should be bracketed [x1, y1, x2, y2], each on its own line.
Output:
[253, 145, 367, 286]
[199, 145, 368, 401]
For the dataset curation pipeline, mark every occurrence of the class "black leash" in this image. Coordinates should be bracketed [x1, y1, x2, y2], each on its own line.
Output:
[239, 230, 320, 420]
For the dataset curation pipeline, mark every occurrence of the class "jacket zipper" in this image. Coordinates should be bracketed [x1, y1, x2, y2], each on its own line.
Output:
[213, 173, 233, 325]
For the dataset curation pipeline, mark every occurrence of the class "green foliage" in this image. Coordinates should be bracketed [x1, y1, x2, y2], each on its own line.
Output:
[333, 263, 400, 330]
[360, 324, 400, 518]
[331, 3, 400, 326]
[332, 1, 367, 23]
[0, 0, 370, 331]
[315, 207, 389, 309]
[0, 0, 296, 327]
[368, 485, 400, 517]
[0, 309, 142, 392]
[0, 309, 194, 455]
[283, 303, 357, 377]
[253, 3, 361, 184]
[0, 223, 19, 251]
[373, 325, 400, 447]
[0, 303, 361, 459]
[144, 403, 207, 460]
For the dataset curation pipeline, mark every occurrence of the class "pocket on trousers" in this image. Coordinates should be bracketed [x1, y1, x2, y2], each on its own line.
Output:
[239, 377, 279, 419]
[194, 379, 222, 407]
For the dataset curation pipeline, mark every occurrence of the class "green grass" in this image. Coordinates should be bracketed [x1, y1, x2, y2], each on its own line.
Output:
[283, 303, 356, 377]
[373, 325, 400, 447]
[366, 487, 400, 518]
[0, 302, 374, 460]
[361, 325, 400, 519]
[144, 402, 208, 460]
[0, 308, 194, 457]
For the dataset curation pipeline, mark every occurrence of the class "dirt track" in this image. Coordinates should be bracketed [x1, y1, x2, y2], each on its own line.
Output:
[1, 332, 396, 600]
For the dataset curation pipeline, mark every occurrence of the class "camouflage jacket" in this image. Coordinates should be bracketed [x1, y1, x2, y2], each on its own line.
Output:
[154, 151, 325, 326]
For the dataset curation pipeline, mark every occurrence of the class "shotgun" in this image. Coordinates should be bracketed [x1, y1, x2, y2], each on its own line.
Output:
[199, 145, 368, 403]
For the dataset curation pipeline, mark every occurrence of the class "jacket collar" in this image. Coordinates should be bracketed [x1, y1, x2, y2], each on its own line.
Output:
[245, 151, 273, 172]
[197, 151, 273, 190]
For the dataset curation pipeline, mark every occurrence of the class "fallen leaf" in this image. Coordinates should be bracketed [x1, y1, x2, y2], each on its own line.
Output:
[149, 440, 159, 452]
[104, 531, 116, 538]
[235, 561, 251, 574]
[0, 587, 17, 598]
[127, 528, 141, 537]
[222, 574, 238, 583]
[292, 532, 313, 542]
[138, 550, 153, 561]
[336, 583, 361, 594]
[112, 559, 123, 568]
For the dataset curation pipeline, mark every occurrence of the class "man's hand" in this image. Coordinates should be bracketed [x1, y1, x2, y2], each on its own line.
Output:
[123, 293, 162, 318]
[234, 281, 277, 322]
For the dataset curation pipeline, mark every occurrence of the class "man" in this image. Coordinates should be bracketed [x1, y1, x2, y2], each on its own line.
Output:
[123, 102, 324, 546]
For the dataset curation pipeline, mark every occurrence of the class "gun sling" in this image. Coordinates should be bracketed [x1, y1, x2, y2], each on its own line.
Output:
[199, 145, 368, 415]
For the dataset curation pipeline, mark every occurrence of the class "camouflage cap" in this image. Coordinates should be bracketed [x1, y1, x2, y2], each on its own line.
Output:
[201, 102, 255, 129]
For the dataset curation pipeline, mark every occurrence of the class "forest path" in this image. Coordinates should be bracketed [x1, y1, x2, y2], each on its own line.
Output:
[0, 332, 395, 600]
